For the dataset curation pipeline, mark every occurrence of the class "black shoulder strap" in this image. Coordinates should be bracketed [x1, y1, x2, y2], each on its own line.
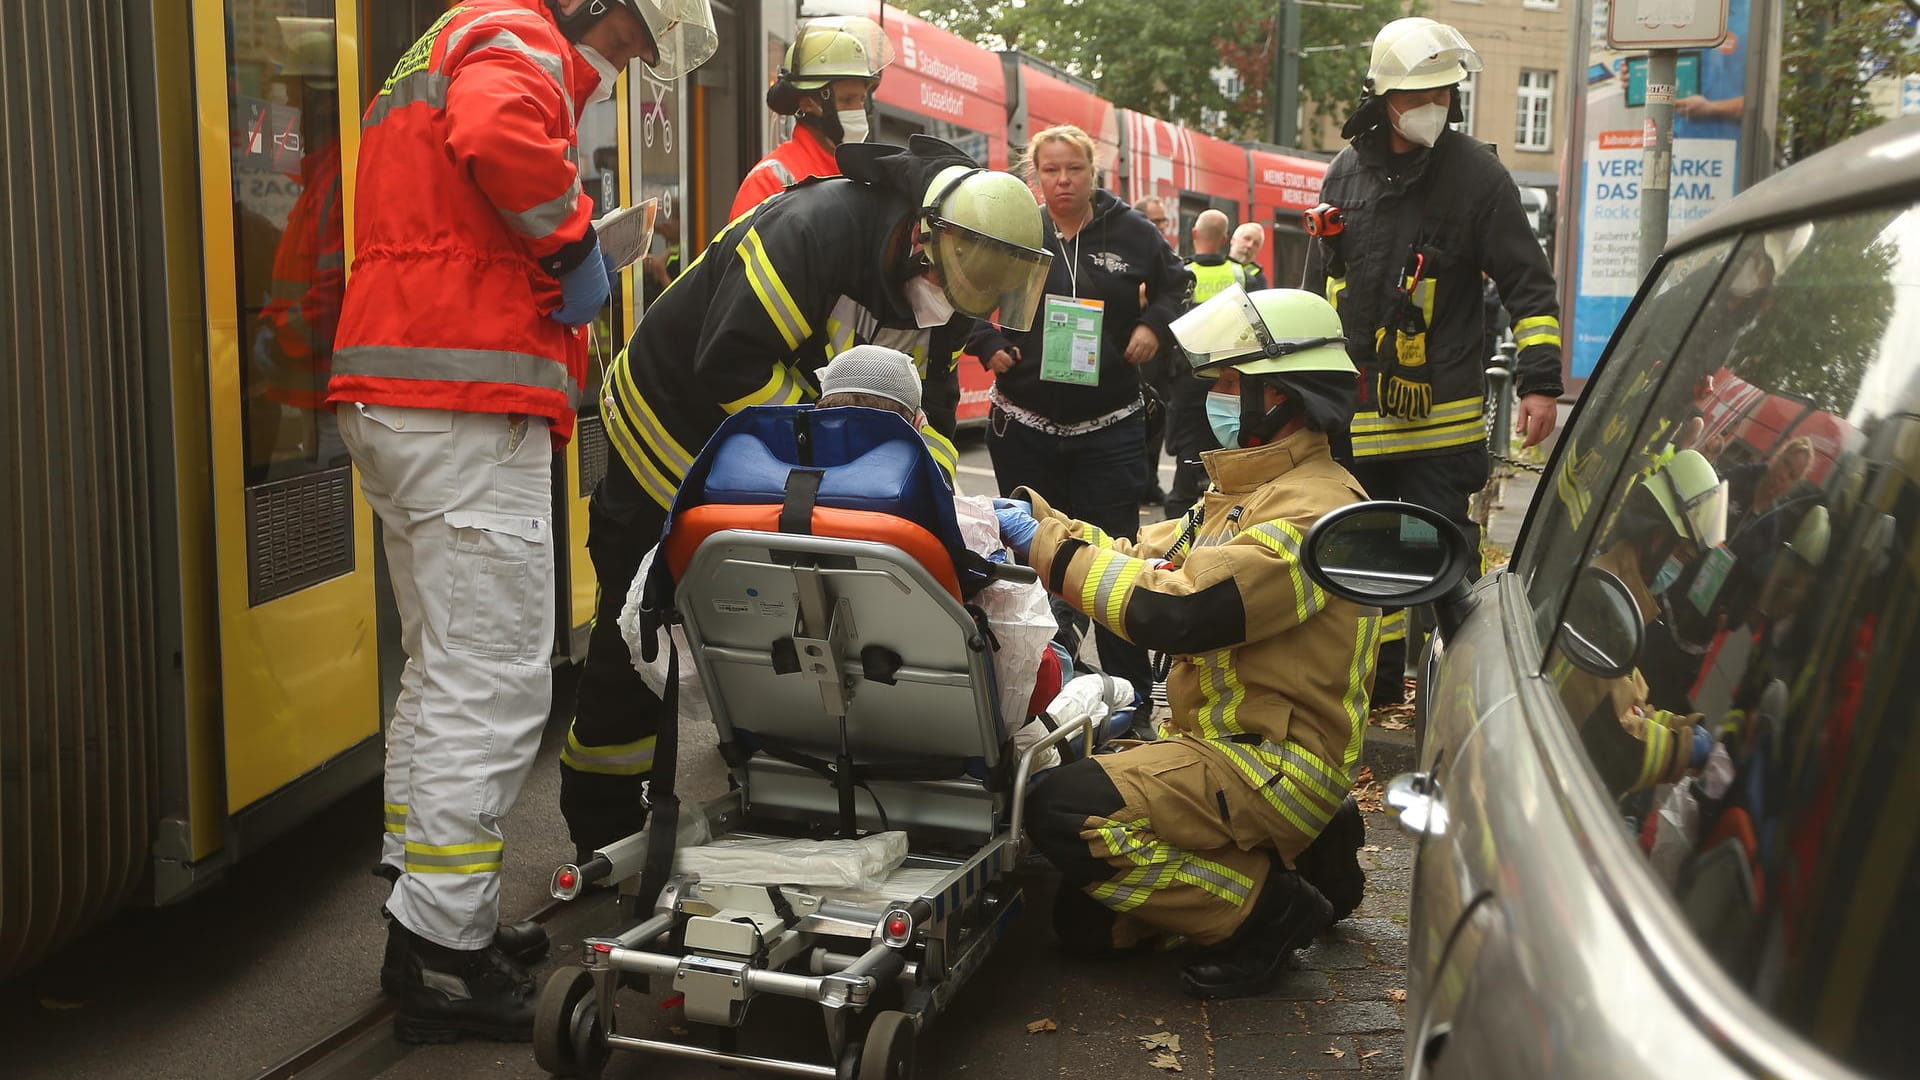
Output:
[780, 469, 824, 535]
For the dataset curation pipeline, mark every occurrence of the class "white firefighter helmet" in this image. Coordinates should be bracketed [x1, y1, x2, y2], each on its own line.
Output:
[1366, 17, 1482, 94]
[1646, 449, 1730, 551]
[919, 166, 1053, 332]
[1170, 285, 1355, 378]
[780, 16, 894, 89]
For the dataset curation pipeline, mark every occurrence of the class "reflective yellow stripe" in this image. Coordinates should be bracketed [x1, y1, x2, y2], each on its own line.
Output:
[1326, 276, 1346, 311]
[561, 729, 657, 776]
[1343, 615, 1382, 772]
[603, 352, 684, 508]
[919, 427, 958, 482]
[1240, 520, 1324, 624]
[722, 362, 812, 414]
[1350, 396, 1486, 457]
[1088, 820, 1252, 908]
[384, 802, 408, 834]
[1194, 651, 1245, 739]
[823, 314, 859, 358]
[403, 838, 505, 875]
[1513, 314, 1561, 350]
[1080, 549, 1145, 631]
[737, 227, 812, 350]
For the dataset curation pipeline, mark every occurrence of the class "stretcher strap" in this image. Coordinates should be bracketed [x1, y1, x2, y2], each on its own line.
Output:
[637, 641, 681, 913]
[779, 469, 824, 535]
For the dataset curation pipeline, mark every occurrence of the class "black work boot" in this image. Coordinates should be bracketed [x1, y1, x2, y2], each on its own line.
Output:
[385, 921, 537, 1044]
[374, 867, 550, 994]
[1292, 797, 1367, 923]
[1180, 864, 1333, 999]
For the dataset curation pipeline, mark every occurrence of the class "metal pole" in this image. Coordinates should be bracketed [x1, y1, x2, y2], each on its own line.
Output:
[1638, 49, 1677, 277]
[1273, 0, 1301, 146]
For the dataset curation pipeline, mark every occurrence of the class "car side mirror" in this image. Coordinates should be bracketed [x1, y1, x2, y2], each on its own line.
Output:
[1556, 566, 1643, 680]
[1301, 501, 1478, 637]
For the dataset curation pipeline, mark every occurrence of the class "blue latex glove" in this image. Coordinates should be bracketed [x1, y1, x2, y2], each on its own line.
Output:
[993, 497, 1039, 560]
[550, 239, 613, 326]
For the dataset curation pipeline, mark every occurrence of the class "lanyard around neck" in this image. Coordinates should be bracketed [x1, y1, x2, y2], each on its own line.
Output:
[1054, 205, 1093, 299]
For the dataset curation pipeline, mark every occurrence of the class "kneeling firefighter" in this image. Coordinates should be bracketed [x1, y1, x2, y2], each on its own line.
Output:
[992, 286, 1381, 998]
[562, 135, 1054, 865]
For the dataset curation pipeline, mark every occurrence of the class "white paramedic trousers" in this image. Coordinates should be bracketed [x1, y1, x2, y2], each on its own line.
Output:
[339, 403, 555, 950]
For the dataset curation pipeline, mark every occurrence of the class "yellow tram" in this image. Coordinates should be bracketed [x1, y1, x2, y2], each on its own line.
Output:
[0, 0, 787, 979]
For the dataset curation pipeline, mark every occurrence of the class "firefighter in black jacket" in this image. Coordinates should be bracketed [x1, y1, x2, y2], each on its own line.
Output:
[561, 135, 1054, 856]
[1306, 17, 1563, 700]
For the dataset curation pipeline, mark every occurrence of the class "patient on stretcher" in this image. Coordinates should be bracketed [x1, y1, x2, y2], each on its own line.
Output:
[620, 346, 1067, 774]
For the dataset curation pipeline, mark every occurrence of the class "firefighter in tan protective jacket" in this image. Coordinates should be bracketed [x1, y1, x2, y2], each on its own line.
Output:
[992, 286, 1381, 999]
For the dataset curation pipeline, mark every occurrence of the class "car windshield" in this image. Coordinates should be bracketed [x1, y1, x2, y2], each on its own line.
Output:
[1535, 198, 1920, 1077]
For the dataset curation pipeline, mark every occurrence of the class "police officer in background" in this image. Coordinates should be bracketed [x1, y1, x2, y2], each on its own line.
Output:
[1163, 209, 1265, 519]
[1306, 17, 1562, 703]
[729, 16, 892, 220]
[561, 136, 1054, 870]
[330, 0, 715, 1042]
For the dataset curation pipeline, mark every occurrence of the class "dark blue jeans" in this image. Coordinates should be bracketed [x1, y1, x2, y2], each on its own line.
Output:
[987, 407, 1153, 696]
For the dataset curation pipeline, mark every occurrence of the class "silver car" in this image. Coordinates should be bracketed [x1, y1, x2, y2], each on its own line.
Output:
[1302, 115, 1920, 1079]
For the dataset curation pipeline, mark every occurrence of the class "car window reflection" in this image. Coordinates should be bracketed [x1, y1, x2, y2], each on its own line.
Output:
[1539, 204, 1920, 1077]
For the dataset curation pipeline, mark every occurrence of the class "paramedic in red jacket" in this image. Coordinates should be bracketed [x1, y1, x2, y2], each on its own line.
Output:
[727, 15, 892, 220]
[327, 0, 716, 1044]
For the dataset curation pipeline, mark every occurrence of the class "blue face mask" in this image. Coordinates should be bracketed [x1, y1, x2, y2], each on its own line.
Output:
[1649, 553, 1685, 595]
[1206, 391, 1241, 449]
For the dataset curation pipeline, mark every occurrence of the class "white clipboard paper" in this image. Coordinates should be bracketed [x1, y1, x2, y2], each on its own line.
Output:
[597, 198, 659, 273]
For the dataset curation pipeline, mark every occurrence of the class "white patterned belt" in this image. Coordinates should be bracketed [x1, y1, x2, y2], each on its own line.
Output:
[989, 385, 1142, 437]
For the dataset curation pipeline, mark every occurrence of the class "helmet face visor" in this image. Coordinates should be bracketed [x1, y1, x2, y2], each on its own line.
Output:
[1171, 284, 1265, 371]
[629, 0, 719, 79]
[930, 221, 1053, 331]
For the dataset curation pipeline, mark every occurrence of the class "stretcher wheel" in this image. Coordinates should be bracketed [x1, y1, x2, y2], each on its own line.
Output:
[858, 1010, 915, 1080]
[534, 965, 607, 1078]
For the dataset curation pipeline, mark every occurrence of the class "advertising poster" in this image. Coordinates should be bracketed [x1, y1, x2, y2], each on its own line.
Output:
[1571, 0, 1750, 378]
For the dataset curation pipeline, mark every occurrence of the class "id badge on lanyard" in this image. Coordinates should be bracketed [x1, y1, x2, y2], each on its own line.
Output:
[1040, 293, 1104, 385]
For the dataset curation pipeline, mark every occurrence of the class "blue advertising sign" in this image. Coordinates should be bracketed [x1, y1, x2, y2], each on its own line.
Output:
[1570, 0, 1751, 379]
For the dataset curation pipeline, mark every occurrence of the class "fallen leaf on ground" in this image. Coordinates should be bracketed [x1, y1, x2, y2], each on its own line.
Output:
[1148, 1051, 1183, 1072]
[1137, 1031, 1181, 1052]
[1152, 1016, 1164, 1026]
[1361, 1049, 1383, 1060]
[1361, 844, 1381, 852]
[1324, 1046, 1346, 1058]
[1027, 1018, 1058, 1034]
[1376, 718, 1411, 731]
[1387, 988, 1407, 1003]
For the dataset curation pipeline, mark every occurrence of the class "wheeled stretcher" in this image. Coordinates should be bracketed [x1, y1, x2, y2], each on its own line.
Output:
[533, 407, 1132, 1080]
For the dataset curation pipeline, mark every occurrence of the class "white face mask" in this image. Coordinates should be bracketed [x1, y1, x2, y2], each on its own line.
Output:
[905, 275, 956, 328]
[1391, 102, 1450, 148]
[578, 44, 620, 107]
[837, 108, 870, 144]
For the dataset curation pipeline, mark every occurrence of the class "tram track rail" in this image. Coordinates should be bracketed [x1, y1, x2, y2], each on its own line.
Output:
[250, 892, 617, 1080]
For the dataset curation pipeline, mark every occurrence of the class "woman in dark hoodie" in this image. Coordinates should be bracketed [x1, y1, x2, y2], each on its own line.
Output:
[969, 124, 1191, 696]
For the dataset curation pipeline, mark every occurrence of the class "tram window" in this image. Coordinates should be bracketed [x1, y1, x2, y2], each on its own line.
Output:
[1270, 222, 1310, 288]
[578, 98, 625, 419]
[229, 2, 347, 485]
[632, 60, 683, 313]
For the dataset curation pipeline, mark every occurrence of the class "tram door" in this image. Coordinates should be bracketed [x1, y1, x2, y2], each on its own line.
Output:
[192, 0, 380, 818]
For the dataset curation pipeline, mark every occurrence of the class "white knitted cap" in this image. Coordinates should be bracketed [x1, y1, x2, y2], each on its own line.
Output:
[818, 344, 922, 413]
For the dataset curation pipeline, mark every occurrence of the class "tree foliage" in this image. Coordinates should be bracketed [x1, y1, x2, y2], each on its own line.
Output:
[1738, 214, 1900, 417]
[1779, 1, 1920, 163]
[908, 0, 1413, 149]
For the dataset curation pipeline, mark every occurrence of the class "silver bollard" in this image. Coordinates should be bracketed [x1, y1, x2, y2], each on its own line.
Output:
[1486, 341, 1516, 464]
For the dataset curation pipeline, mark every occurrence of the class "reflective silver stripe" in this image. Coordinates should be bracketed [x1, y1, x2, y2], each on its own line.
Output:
[334, 345, 579, 407]
[364, 71, 449, 128]
[458, 27, 575, 116]
[768, 160, 796, 186]
[1259, 739, 1347, 798]
[1214, 743, 1336, 832]
[1175, 859, 1254, 903]
[502, 176, 582, 240]
[1244, 520, 1325, 621]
